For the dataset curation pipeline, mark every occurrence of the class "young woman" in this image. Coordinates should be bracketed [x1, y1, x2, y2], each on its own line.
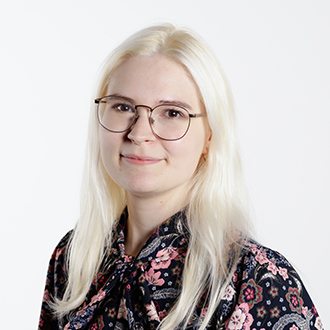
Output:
[39, 24, 323, 330]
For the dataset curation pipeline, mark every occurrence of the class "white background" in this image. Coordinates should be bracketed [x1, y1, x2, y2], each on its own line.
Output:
[0, 1, 329, 328]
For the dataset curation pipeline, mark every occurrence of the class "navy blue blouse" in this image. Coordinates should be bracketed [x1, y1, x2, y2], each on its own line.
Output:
[39, 210, 323, 329]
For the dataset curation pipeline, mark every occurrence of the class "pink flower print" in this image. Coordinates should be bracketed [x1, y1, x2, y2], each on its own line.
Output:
[43, 289, 51, 303]
[55, 247, 64, 260]
[268, 286, 279, 298]
[158, 309, 168, 320]
[279, 267, 289, 280]
[227, 303, 253, 330]
[117, 297, 128, 320]
[255, 251, 268, 265]
[302, 306, 308, 317]
[267, 262, 278, 275]
[251, 247, 258, 254]
[286, 287, 304, 313]
[93, 272, 106, 285]
[256, 306, 267, 318]
[123, 255, 133, 263]
[107, 307, 116, 318]
[90, 323, 98, 330]
[90, 289, 106, 304]
[270, 306, 281, 318]
[311, 306, 318, 316]
[135, 260, 145, 272]
[76, 308, 87, 317]
[223, 285, 235, 301]
[245, 241, 258, 251]
[145, 268, 165, 286]
[171, 264, 182, 276]
[146, 301, 160, 321]
[289, 325, 299, 330]
[151, 247, 178, 269]
[201, 307, 208, 318]
[239, 279, 262, 308]
[315, 316, 324, 330]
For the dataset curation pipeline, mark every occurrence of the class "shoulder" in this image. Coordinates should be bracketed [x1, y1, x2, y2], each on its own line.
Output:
[238, 238, 294, 282]
[234, 239, 306, 304]
[49, 230, 73, 262]
[40, 230, 74, 327]
[221, 238, 324, 329]
[56, 230, 73, 249]
[44, 230, 73, 294]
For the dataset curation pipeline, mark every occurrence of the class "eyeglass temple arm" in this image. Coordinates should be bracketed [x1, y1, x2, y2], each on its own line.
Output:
[189, 113, 207, 118]
[95, 98, 106, 104]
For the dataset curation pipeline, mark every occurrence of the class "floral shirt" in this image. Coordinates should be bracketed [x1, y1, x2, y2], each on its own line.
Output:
[39, 210, 323, 330]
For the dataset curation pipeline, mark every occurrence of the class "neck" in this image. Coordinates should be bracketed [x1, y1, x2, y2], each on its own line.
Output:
[124, 192, 187, 256]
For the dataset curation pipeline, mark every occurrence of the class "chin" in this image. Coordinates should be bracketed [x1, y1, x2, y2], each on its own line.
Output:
[124, 182, 160, 196]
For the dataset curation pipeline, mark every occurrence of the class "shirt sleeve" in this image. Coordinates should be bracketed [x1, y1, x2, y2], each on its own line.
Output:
[38, 231, 72, 330]
[224, 241, 324, 330]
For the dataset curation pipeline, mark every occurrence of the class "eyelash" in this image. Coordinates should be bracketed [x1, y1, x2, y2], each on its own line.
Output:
[113, 103, 135, 112]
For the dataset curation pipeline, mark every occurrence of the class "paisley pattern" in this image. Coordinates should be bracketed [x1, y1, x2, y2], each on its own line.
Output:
[39, 210, 323, 329]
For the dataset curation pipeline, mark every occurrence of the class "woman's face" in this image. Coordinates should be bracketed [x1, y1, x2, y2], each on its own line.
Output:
[99, 55, 211, 203]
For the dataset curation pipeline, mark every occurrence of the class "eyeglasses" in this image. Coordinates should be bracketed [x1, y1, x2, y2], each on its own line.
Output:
[95, 95, 207, 141]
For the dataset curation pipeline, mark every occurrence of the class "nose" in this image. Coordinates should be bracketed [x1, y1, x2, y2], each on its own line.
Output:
[127, 107, 155, 143]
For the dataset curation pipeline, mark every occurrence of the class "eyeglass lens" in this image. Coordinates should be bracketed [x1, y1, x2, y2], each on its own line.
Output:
[97, 96, 191, 140]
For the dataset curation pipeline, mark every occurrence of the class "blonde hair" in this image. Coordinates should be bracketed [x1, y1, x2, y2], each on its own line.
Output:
[53, 23, 253, 329]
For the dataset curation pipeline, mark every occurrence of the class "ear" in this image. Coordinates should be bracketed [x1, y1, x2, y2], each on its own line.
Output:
[202, 130, 212, 155]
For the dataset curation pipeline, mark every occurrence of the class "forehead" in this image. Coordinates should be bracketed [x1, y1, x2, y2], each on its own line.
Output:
[106, 55, 201, 107]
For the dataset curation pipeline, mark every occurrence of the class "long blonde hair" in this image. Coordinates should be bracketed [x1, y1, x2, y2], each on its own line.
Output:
[54, 23, 253, 329]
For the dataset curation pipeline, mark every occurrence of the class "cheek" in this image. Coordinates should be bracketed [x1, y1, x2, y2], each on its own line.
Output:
[99, 132, 118, 168]
[168, 137, 205, 170]
[99, 132, 108, 161]
[180, 129, 209, 171]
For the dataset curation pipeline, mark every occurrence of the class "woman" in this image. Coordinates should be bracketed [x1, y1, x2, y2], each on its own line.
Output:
[39, 24, 323, 330]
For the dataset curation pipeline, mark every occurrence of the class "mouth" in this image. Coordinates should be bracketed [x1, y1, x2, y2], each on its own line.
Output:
[121, 154, 163, 165]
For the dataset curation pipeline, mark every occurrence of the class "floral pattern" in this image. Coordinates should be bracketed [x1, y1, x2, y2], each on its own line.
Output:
[39, 210, 323, 329]
[238, 279, 262, 308]
[226, 303, 253, 330]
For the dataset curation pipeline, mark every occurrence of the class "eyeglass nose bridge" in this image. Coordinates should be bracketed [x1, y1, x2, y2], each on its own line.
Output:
[130, 105, 156, 128]
[124, 104, 156, 137]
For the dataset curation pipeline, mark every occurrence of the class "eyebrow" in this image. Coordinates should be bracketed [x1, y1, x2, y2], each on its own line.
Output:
[108, 93, 135, 103]
[107, 93, 193, 110]
[158, 100, 193, 110]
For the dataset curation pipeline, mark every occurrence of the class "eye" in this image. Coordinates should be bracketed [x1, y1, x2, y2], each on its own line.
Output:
[157, 106, 188, 120]
[113, 103, 135, 113]
[166, 109, 183, 118]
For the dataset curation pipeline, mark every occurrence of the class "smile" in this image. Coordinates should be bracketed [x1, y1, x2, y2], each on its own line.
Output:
[121, 154, 163, 165]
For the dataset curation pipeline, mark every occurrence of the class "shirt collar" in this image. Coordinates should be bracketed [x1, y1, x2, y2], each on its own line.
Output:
[112, 207, 189, 261]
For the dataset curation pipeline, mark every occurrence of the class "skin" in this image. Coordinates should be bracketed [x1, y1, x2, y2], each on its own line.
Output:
[99, 54, 212, 256]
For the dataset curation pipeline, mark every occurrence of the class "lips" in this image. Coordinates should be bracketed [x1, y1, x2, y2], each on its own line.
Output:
[121, 154, 163, 165]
